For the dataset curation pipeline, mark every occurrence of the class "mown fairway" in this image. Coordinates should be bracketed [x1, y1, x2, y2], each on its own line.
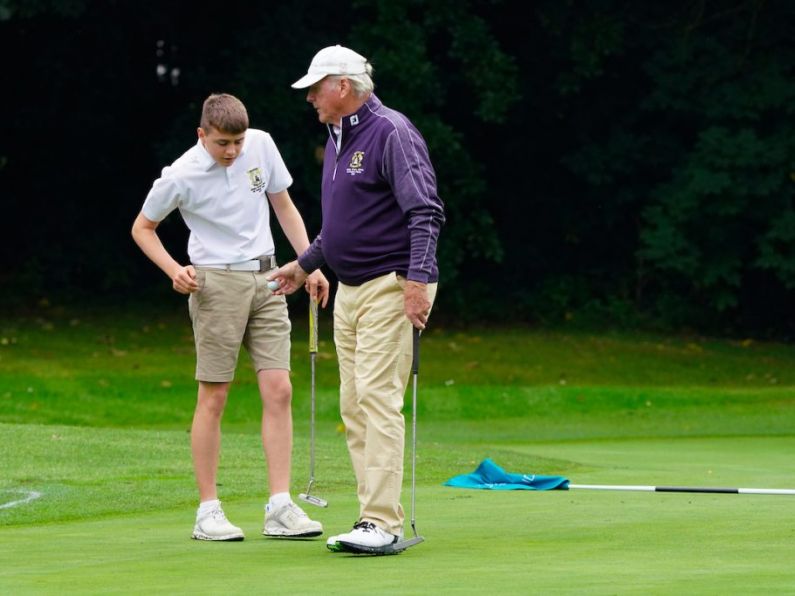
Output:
[1, 306, 794, 594]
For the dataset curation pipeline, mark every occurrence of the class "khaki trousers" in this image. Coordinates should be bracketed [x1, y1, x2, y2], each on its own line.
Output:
[333, 272, 437, 535]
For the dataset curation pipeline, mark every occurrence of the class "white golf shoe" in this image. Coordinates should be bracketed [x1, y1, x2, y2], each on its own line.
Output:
[192, 504, 244, 541]
[263, 501, 323, 538]
[330, 521, 400, 551]
[326, 532, 345, 552]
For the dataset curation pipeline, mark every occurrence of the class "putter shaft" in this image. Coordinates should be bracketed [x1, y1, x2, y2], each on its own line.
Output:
[301, 299, 326, 507]
[410, 327, 421, 538]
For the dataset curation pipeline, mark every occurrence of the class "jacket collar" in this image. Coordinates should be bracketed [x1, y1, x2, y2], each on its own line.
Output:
[329, 93, 381, 138]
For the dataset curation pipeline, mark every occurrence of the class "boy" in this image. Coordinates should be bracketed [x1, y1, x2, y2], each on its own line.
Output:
[132, 93, 328, 541]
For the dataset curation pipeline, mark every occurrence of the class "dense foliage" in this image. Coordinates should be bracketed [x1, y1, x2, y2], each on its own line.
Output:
[1, 0, 793, 337]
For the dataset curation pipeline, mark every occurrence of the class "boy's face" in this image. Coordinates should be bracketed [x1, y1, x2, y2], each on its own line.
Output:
[198, 127, 246, 167]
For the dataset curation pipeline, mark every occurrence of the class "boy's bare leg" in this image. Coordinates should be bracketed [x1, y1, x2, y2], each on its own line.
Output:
[257, 369, 293, 494]
[259, 368, 323, 538]
[190, 380, 244, 541]
[192, 380, 230, 501]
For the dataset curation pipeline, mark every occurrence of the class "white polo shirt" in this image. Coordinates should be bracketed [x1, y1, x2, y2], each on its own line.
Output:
[142, 129, 292, 265]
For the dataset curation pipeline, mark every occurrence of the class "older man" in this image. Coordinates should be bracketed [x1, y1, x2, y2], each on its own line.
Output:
[270, 45, 444, 553]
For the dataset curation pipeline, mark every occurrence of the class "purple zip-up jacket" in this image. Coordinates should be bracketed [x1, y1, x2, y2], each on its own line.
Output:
[298, 94, 444, 285]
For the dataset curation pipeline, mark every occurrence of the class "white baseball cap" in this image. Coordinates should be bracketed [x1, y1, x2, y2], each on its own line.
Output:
[291, 45, 368, 89]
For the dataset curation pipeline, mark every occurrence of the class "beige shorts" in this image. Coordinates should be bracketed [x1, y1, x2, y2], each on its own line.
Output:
[188, 268, 291, 382]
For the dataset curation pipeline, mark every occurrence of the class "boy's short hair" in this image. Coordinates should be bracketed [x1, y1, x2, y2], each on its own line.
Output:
[200, 93, 249, 134]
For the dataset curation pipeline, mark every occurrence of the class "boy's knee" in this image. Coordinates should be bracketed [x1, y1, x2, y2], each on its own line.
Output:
[259, 372, 292, 409]
[197, 382, 230, 416]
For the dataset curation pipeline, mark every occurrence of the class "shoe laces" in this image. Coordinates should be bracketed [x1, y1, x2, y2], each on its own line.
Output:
[209, 507, 228, 521]
[352, 521, 377, 533]
[284, 502, 308, 518]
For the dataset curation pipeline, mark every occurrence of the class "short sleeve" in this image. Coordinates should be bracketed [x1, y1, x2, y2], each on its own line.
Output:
[262, 134, 293, 193]
[141, 167, 183, 222]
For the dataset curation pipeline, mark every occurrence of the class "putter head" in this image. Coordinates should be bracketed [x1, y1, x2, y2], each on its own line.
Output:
[337, 535, 424, 556]
[298, 493, 328, 508]
[392, 535, 424, 552]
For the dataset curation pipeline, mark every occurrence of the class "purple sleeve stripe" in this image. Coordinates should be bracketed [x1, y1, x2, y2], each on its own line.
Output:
[372, 108, 434, 206]
[371, 108, 438, 274]
[410, 217, 435, 277]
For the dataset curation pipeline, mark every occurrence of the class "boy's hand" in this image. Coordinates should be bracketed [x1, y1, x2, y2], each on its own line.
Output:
[172, 265, 198, 294]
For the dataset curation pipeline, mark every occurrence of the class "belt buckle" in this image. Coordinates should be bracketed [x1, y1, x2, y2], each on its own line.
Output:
[258, 255, 274, 273]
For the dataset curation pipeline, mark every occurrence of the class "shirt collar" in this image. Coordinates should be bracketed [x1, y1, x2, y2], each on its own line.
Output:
[194, 131, 250, 171]
[339, 93, 381, 132]
[196, 139, 218, 171]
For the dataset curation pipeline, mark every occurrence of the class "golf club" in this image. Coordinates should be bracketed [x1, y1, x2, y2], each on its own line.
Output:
[397, 326, 425, 550]
[298, 298, 328, 508]
[340, 327, 425, 555]
[566, 484, 795, 495]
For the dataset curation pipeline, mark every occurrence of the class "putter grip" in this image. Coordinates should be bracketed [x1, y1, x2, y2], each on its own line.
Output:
[309, 298, 318, 353]
[412, 327, 420, 374]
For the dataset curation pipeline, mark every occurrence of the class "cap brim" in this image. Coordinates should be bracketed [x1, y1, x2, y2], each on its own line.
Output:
[291, 72, 327, 89]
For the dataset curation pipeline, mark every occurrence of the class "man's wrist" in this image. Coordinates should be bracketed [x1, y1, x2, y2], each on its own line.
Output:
[297, 254, 317, 275]
[406, 271, 430, 284]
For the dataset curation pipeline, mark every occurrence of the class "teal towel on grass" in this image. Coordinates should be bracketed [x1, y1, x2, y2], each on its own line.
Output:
[444, 458, 569, 491]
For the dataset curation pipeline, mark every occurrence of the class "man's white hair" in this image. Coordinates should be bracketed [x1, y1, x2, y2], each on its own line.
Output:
[331, 63, 374, 97]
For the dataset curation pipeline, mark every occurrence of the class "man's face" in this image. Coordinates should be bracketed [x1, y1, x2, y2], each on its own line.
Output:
[306, 77, 345, 125]
[198, 127, 246, 167]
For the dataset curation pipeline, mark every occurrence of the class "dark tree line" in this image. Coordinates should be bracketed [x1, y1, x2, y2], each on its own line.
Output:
[1, 0, 793, 337]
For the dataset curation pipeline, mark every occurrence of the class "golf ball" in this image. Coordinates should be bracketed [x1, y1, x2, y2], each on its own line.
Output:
[267, 280, 280, 291]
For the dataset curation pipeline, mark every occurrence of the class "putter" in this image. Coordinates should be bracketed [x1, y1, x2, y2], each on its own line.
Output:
[400, 326, 425, 549]
[339, 327, 424, 555]
[298, 298, 328, 508]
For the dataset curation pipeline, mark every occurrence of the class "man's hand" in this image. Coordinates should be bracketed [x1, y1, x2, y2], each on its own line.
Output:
[404, 280, 431, 329]
[305, 270, 330, 307]
[172, 265, 198, 294]
[267, 260, 310, 296]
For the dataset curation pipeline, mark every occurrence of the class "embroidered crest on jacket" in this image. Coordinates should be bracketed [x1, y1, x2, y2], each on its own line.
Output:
[346, 151, 365, 176]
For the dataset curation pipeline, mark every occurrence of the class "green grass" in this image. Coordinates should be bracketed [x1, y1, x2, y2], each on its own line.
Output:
[1, 306, 794, 594]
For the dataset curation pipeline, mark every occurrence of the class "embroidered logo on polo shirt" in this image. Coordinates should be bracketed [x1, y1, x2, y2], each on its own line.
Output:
[346, 151, 365, 176]
[247, 167, 265, 193]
